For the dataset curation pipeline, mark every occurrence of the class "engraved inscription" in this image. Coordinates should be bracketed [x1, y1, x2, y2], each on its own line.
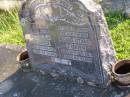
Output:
[32, 25, 94, 63]
[31, 0, 95, 64]
[60, 37, 91, 44]
[34, 0, 88, 25]
[33, 49, 57, 57]
[20, 0, 114, 86]
[51, 58, 72, 65]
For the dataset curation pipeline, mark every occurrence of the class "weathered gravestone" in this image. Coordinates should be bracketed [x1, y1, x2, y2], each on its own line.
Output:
[20, 0, 116, 87]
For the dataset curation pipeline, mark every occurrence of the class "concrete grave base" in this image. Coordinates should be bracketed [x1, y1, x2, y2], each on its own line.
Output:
[0, 45, 130, 97]
[0, 44, 23, 82]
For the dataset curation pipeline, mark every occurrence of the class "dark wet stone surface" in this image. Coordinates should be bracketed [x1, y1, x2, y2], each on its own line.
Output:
[0, 45, 130, 97]
[0, 67, 130, 97]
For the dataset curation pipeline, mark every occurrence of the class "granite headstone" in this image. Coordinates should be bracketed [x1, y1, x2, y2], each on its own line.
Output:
[20, 0, 116, 87]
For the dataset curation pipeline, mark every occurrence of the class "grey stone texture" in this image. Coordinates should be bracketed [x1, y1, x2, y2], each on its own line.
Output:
[125, 8, 130, 18]
[101, 0, 130, 12]
[20, 0, 116, 87]
[0, 45, 23, 83]
[0, 45, 129, 97]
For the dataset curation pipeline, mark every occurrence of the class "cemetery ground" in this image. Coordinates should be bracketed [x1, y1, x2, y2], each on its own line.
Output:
[0, 9, 130, 60]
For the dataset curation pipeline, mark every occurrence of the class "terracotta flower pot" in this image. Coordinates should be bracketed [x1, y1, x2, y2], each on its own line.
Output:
[17, 50, 31, 72]
[112, 60, 130, 86]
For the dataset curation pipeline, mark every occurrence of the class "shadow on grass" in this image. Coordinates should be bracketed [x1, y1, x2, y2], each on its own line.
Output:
[105, 11, 126, 29]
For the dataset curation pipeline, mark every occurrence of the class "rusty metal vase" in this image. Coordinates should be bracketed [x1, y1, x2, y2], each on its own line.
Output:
[17, 50, 31, 72]
[112, 60, 130, 86]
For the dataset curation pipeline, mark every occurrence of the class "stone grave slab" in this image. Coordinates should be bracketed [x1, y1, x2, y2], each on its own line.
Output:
[0, 45, 129, 97]
[0, 45, 23, 82]
[20, 0, 116, 87]
[0, 64, 130, 97]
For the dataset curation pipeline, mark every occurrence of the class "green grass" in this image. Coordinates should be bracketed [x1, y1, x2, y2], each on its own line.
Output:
[105, 11, 130, 59]
[0, 9, 25, 46]
[0, 9, 130, 59]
